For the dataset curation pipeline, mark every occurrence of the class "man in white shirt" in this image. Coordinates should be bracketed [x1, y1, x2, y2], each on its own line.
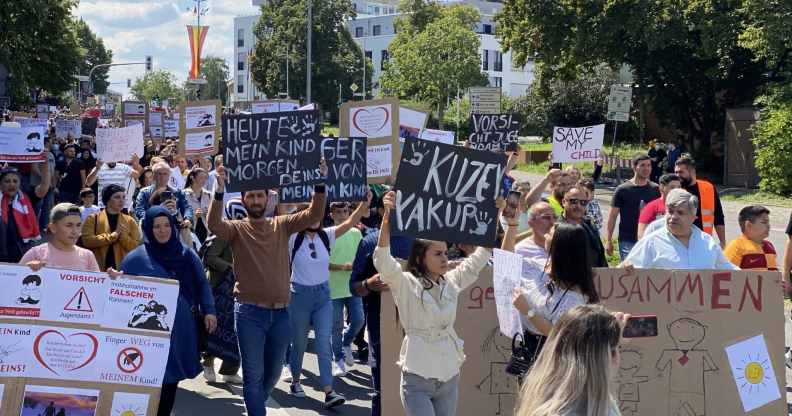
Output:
[85, 155, 142, 212]
[622, 189, 737, 270]
[515, 202, 555, 266]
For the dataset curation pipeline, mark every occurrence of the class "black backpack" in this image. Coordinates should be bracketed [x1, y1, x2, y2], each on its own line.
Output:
[290, 229, 331, 269]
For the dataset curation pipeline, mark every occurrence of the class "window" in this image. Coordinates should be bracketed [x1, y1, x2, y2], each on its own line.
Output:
[381, 50, 389, 69]
[490, 76, 502, 88]
[237, 76, 244, 94]
[373, 24, 381, 36]
[237, 29, 244, 47]
[482, 50, 489, 71]
[374, 6, 380, 14]
[355, 27, 364, 37]
[483, 24, 492, 34]
[237, 53, 245, 71]
[494, 51, 503, 72]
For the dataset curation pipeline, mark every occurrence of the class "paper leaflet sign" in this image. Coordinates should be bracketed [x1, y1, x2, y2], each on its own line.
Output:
[96, 124, 144, 163]
[551, 124, 605, 163]
[0, 125, 46, 163]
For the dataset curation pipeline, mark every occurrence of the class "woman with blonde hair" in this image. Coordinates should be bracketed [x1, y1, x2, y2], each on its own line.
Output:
[515, 304, 628, 416]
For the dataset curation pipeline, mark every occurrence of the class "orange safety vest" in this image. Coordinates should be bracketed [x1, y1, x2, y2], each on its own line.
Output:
[697, 180, 716, 235]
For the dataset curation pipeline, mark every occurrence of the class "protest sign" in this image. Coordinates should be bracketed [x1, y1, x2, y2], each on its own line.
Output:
[551, 124, 605, 163]
[36, 104, 49, 119]
[96, 124, 144, 163]
[0, 125, 45, 163]
[391, 137, 506, 246]
[251, 100, 300, 114]
[340, 98, 400, 184]
[148, 111, 164, 138]
[163, 119, 179, 137]
[221, 110, 322, 192]
[122, 101, 148, 134]
[492, 249, 523, 338]
[179, 100, 221, 156]
[280, 137, 368, 203]
[382, 265, 521, 416]
[595, 268, 785, 416]
[205, 271, 239, 363]
[398, 106, 428, 143]
[82, 117, 98, 136]
[55, 119, 82, 139]
[17, 117, 49, 138]
[0, 263, 178, 416]
[419, 128, 455, 145]
[468, 113, 521, 152]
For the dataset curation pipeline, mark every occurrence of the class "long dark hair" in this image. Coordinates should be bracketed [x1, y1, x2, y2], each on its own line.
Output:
[405, 238, 446, 302]
[185, 167, 206, 189]
[548, 223, 599, 303]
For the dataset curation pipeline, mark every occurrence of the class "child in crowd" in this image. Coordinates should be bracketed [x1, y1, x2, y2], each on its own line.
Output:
[723, 205, 777, 270]
[21, 203, 101, 272]
[79, 188, 100, 223]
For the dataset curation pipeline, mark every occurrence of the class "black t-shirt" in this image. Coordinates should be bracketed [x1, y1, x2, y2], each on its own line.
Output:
[684, 182, 725, 230]
[612, 181, 660, 242]
[786, 213, 792, 236]
[104, 212, 120, 269]
[56, 158, 85, 195]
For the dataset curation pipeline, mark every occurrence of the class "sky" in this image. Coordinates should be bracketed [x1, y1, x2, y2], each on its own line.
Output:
[76, 0, 261, 99]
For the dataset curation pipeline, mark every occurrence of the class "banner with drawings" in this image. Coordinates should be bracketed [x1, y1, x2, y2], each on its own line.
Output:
[0, 263, 179, 416]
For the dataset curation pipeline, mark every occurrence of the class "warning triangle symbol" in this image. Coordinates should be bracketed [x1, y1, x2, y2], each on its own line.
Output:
[64, 287, 94, 312]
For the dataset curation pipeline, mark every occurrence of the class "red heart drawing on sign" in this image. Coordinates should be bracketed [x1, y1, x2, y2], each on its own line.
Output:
[33, 329, 99, 375]
[352, 106, 390, 137]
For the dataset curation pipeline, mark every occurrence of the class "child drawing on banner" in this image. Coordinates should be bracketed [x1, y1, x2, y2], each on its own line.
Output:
[616, 349, 650, 416]
[16, 274, 42, 305]
[655, 318, 718, 416]
[475, 327, 519, 415]
[128, 300, 170, 331]
[197, 113, 214, 127]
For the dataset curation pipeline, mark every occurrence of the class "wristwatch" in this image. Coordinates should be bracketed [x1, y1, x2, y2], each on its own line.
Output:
[525, 308, 536, 318]
[362, 279, 369, 291]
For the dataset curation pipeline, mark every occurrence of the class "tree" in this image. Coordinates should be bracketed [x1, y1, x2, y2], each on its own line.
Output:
[131, 70, 184, 104]
[380, 3, 488, 127]
[0, 0, 83, 106]
[250, 0, 371, 113]
[496, 0, 770, 167]
[738, 0, 792, 79]
[73, 19, 113, 95]
[199, 56, 230, 105]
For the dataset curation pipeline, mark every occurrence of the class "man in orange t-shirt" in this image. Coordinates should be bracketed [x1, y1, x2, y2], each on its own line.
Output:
[723, 205, 777, 270]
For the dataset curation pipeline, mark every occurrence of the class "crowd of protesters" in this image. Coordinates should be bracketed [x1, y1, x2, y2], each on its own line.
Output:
[3, 106, 792, 416]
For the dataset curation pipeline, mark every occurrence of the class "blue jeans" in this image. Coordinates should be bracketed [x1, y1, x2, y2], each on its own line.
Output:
[288, 282, 333, 389]
[235, 303, 291, 416]
[332, 296, 365, 362]
[619, 240, 636, 261]
[400, 372, 460, 416]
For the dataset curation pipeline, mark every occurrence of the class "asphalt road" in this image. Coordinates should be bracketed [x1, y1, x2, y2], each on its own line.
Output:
[170, 171, 792, 415]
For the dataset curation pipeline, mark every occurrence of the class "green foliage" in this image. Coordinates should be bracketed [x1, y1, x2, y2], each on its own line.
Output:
[442, 97, 471, 139]
[752, 85, 792, 196]
[131, 70, 184, 104]
[73, 19, 113, 95]
[0, 0, 83, 107]
[380, 3, 488, 127]
[250, 0, 371, 113]
[738, 0, 792, 74]
[496, 0, 770, 155]
[199, 56, 230, 105]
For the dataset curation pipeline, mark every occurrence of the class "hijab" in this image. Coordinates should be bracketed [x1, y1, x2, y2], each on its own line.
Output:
[142, 206, 191, 275]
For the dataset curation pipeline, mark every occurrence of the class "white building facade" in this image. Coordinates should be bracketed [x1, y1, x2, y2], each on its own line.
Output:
[232, 0, 534, 104]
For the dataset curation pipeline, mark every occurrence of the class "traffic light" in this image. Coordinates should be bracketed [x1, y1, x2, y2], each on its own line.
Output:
[145, 56, 152, 71]
[127, 79, 131, 88]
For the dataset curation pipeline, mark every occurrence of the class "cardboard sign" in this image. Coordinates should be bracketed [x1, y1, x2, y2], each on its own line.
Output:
[96, 124, 144, 163]
[391, 137, 506, 246]
[0, 263, 178, 416]
[82, 117, 98, 136]
[551, 124, 605, 163]
[398, 107, 428, 143]
[55, 119, 82, 139]
[596, 268, 785, 416]
[251, 100, 300, 114]
[179, 100, 221, 156]
[121, 101, 148, 134]
[221, 110, 322, 192]
[492, 249, 524, 338]
[0, 125, 46, 163]
[468, 114, 521, 152]
[280, 137, 368, 203]
[340, 98, 400, 184]
[419, 128, 455, 145]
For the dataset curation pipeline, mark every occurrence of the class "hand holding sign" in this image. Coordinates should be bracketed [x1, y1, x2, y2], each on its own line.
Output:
[205, 314, 217, 334]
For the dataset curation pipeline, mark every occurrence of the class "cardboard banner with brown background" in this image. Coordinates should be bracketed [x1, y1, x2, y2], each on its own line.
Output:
[178, 99, 221, 157]
[381, 268, 785, 416]
[339, 98, 400, 184]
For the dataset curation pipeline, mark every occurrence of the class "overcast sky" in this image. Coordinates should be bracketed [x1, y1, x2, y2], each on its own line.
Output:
[76, 0, 260, 99]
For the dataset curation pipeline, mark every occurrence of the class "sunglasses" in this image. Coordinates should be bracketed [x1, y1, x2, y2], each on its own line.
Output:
[308, 242, 317, 259]
[565, 198, 589, 207]
[536, 214, 556, 221]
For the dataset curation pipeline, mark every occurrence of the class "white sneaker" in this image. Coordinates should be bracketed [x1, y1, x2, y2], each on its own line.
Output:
[333, 360, 347, 377]
[203, 365, 216, 383]
[786, 350, 792, 369]
[222, 374, 243, 384]
[343, 345, 354, 367]
[281, 366, 293, 383]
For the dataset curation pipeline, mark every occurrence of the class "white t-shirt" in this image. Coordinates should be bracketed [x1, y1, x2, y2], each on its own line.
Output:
[520, 259, 587, 335]
[80, 205, 101, 223]
[289, 227, 337, 286]
[515, 238, 549, 279]
[96, 163, 136, 209]
[169, 167, 185, 190]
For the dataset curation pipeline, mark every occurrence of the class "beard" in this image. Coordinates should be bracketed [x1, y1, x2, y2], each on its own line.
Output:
[246, 205, 266, 219]
[680, 177, 693, 187]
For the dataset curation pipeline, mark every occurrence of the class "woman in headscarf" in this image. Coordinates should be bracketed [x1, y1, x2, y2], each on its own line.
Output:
[120, 206, 217, 416]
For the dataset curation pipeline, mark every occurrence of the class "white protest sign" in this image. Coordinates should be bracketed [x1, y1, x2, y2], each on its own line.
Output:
[551, 124, 605, 163]
[398, 107, 428, 142]
[164, 119, 179, 137]
[185, 104, 217, 129]
[725, 334, 781, 412]
[419, 128, 455, 145]
[0, 125, 46, 163]
[184, 131, 216, 156]
[350, 104, 394, 138]
[101, 278, 180, 333]
[96, 124, 144, 162]
[18, 118, 49, 138]
[367, 144, 392, 178]
[55, 119, 82, 139]
[492, 249, 524, 338]
[251, 101, 300, 114]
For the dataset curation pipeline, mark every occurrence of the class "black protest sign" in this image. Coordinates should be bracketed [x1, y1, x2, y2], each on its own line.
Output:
[391, 137, 506, 247]
[205, 270, 240, 363]
[468, 113, 521, 152]
[280, 136, 368, 203]
[221, 110, 322, 192]
[81, 117, 98, 136]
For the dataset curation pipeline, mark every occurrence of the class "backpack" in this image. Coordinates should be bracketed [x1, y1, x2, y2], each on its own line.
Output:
[290, 229, 331, 269]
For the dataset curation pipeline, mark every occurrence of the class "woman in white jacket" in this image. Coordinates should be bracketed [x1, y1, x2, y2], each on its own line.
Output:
[373, 191, 492, 416]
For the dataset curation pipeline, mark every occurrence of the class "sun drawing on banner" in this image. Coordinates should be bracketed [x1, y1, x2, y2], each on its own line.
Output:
[735, 353, 773, 394]
[114, 404, 145, 416]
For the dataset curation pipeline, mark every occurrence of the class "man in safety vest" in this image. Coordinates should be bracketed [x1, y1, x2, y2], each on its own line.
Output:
[674, 156, 726, 247]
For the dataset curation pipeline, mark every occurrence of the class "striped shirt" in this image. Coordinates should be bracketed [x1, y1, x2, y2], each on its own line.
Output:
[97, 163, 136, 209]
